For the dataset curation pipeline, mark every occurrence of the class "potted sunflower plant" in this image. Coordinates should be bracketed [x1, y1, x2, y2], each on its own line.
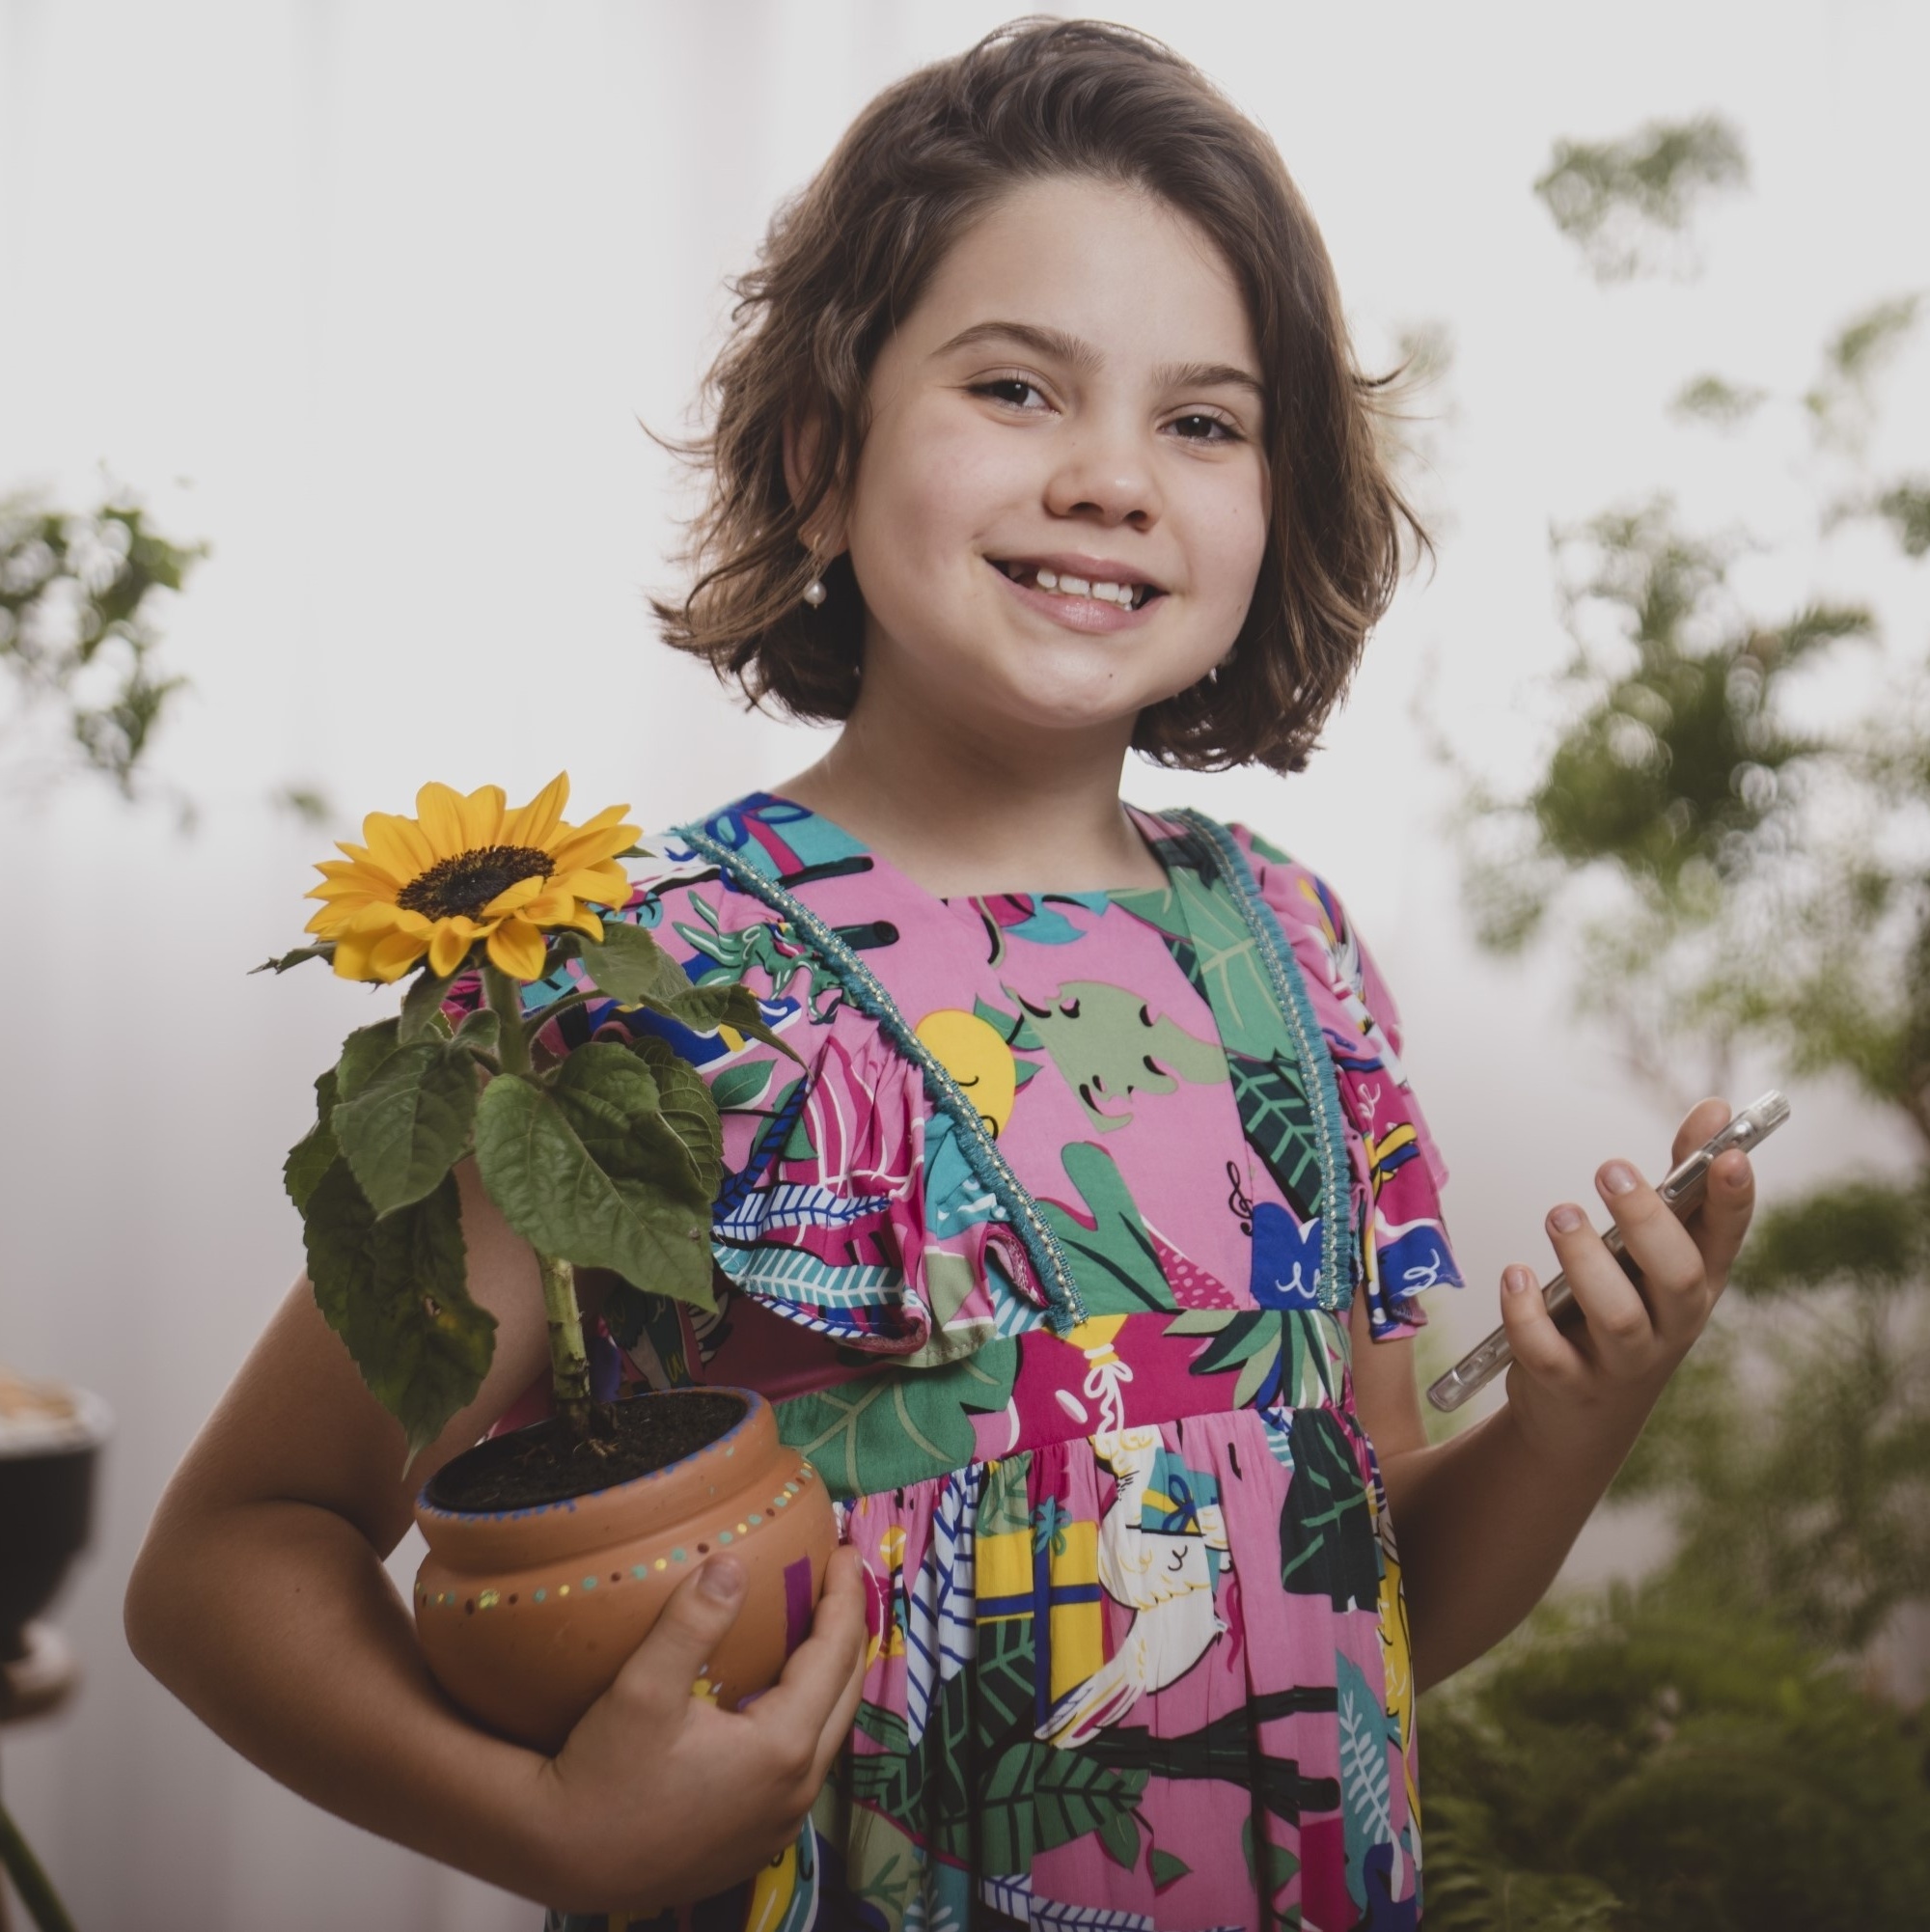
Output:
[263, 774, 834, 1752]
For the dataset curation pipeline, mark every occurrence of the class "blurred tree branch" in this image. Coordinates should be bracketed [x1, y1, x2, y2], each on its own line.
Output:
[0, 483, 206, 815]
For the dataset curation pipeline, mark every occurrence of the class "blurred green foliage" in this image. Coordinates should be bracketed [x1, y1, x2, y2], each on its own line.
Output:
[1426, 107, 1930, 1928]
[1533, 115, 1748, 282]
[0, 483, 205, 800]
[1421, 1590, 1930, 1930]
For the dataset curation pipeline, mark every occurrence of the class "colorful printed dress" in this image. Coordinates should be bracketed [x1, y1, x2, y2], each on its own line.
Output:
[505, 794, 1464, 1932]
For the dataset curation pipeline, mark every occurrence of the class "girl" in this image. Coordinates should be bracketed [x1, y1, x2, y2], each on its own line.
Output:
[126, 20, 1757, 1930]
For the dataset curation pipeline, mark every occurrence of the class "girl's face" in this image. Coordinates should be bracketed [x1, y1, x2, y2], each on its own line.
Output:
[828, 175, 1271, 755]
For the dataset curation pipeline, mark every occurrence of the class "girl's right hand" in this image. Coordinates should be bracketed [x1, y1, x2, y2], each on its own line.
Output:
[529, 1541, 870, 1914]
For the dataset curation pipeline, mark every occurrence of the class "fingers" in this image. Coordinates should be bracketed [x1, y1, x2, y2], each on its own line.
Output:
[1689, 1145, 1755, 1287]
[1496, 1260, 1589, 1393]
[605, 1555, 747, 1724]
[754, 1546, 869, 1742]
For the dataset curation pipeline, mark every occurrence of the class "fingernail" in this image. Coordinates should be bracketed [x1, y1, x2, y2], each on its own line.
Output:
[1548, 1203, 1584, 1233]
[1600, 1162, 1640, 1196]
[701, 1557, 745, 1602]
[1503, 1265, 1533, 1296]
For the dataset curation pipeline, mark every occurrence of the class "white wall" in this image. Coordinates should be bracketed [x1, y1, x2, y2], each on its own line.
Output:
[3, 2, 1926, 1923]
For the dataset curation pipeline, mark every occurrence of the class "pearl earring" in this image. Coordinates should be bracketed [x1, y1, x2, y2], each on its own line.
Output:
[802, 576, 827, 608]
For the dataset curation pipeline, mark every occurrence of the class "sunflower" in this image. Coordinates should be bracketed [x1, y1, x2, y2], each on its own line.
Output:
[305, 773, 639, 982]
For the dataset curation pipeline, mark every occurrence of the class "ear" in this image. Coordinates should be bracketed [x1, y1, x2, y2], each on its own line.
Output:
[781, 408, 849, 560]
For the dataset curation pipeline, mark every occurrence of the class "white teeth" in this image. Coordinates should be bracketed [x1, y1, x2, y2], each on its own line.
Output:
[1006, 564, 1148, 607]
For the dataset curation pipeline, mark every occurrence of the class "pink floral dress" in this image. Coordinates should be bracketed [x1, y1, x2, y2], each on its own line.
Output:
[503, 794, 1462, 1932]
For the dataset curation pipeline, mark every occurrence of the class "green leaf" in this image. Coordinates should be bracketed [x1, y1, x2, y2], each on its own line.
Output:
[1232, 1334, 1282, 1409]
[708, 1060, 774, 1112]
[335, 1018, 400, 1102]
[550, 1042, 713, 1207]
[284, 1067, 341, 1215]
[1149, 1848, 1191, 1891]
[302, 1162, 493, 1465]
[580, 919, 692, 1005]
[642, 982, 801, 1063]
[399, 962, 464, 1041]
[473, 1071, 714, 1307]
[251, 943, 335, 975]
[1097, 1805, 1141, 1869]
[455, 1006, 501, 1054]
[629, 1035, 724, 1201]
[331, 1039, 478, 1217]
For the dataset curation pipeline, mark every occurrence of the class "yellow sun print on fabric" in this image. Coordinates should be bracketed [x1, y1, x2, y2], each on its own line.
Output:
[915, 1008, 1019, 1137]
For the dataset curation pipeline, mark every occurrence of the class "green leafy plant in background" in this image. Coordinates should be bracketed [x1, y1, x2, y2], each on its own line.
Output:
[1424, 112, 1930, 1929]
[1422, 1589, 1930, 1930]
[0, 482, 204, 811]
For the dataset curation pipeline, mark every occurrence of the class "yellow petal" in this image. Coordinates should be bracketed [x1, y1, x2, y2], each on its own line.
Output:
[546, 811, 642, 876]
[367, 927, 432, 981]
[414, 784, 467, 862]
[341, 902, 432, 943]
[427, 917, 482, 978]
[554, 862, 631, 907]
[458, 785, 508, 850]
[485, 917, 548, 981]
[482, 873, 547, 919]
[329, 842, 407, 889]
[505, 772, 570, 851]
[305, 899, 378, 937]
[363, 812, 435, 881]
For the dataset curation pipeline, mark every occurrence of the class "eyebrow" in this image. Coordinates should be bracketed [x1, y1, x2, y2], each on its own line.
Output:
[932, 318, 1265, 402]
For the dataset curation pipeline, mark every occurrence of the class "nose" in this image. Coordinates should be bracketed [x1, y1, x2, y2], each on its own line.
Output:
[1043, 409, 1162, 531]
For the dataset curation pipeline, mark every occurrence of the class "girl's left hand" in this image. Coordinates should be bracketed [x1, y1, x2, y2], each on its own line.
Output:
[1500, 1095, 1756, 1456]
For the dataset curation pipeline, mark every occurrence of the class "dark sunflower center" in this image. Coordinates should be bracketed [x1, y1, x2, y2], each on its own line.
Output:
[398, 844, 553, 921]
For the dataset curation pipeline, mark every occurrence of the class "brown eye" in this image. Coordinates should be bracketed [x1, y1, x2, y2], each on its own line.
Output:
[1171, 413, 1240, 443]
[971, 377, 1048, 411]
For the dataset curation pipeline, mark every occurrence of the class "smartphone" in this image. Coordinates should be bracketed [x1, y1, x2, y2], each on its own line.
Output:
[1424, 1091, 1790, 1413]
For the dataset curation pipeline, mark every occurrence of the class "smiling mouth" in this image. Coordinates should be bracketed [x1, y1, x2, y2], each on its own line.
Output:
[989, 560, 1165, 611]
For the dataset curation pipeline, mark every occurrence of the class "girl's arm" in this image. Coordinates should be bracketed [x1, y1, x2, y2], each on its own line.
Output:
[1351, 1096, 1757, 1693]
[124, 1160, 869, 1913]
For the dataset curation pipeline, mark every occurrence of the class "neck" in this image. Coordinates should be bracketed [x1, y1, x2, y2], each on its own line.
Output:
[777, 671, 1166, 899]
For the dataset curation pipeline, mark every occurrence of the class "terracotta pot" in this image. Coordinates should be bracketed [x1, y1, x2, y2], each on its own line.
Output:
[413, 1388, 836, 1753]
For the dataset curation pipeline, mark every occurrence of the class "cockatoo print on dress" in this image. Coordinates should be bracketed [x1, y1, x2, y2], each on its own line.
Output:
[1035, 1426, 1232, 1748]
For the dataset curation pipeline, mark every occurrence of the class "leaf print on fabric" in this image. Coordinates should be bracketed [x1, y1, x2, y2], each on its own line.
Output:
[1008, 980, 1226, 1132]
[903, 1474, 976, 1750]
[1228, 1050, 1323, 1220]
[1277, 1410, 1385, 1614]
[775, 1345, 1018, 1499]
[1113, 863, 1280, 1064]
[1337, 1651, 1406, 1918]
[1036, 1144, 1177, 1316]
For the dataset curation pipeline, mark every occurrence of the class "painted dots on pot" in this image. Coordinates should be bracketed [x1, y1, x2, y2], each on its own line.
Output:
[479, 1590, 500, 1611]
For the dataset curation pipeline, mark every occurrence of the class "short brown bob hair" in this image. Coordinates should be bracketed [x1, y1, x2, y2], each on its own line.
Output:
[651, 15, 1429, 774]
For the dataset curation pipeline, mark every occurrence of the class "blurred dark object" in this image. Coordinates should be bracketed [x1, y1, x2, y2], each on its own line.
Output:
[0, 1379, 109, 1664]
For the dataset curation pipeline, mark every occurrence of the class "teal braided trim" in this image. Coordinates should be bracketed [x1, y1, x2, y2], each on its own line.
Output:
[672, 822, 1089, 1337]
[1171, 810, 1356, 1312]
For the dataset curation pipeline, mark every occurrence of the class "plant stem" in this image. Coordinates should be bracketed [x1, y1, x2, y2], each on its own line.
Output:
[482, 962, 532, 1079]
[539, 1252, 593, 1436]
[0, 1802, 77, 1932]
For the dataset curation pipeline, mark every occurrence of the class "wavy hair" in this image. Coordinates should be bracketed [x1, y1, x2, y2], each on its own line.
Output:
[649, 15, 1429, 772]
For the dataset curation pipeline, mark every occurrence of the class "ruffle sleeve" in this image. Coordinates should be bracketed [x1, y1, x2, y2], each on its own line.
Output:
[449, 837, 1049, 1407]
[1229, 825, 1464, 1339]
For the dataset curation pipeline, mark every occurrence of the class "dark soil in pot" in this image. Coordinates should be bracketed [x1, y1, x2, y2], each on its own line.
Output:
[425, 1389, 747, 1513]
